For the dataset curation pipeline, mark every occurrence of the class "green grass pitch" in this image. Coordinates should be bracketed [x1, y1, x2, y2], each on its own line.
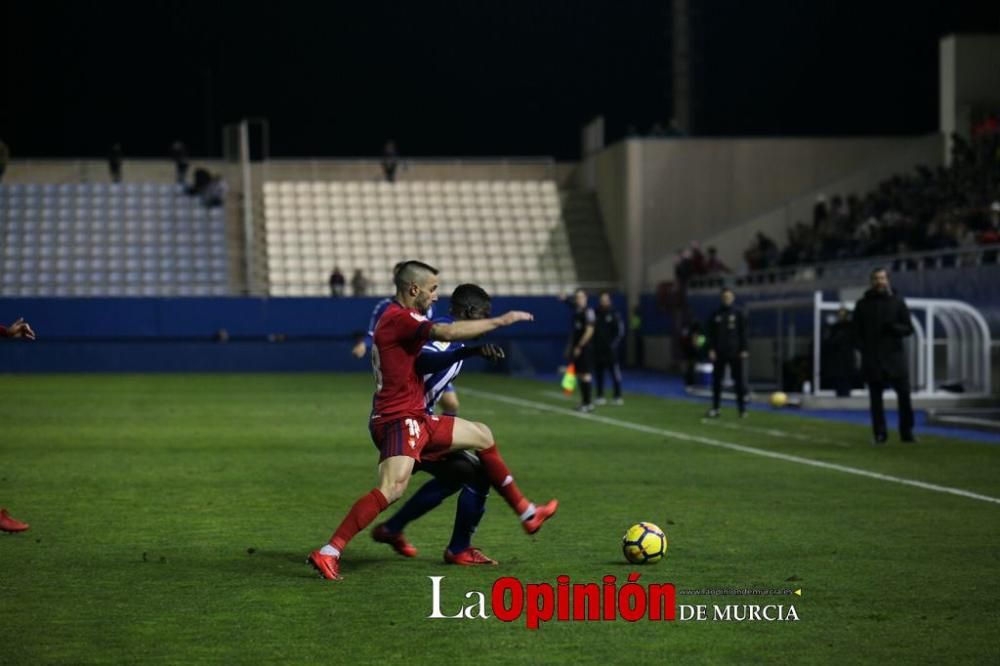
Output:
[1, 373, 998, 664]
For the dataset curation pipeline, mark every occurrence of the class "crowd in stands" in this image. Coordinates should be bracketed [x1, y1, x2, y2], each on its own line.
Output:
[747, 124, 1000, 272]
[673, 243, 731, 284]
[672, 120, 1000, 288]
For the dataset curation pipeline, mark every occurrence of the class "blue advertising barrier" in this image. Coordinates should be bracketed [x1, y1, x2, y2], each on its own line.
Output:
[0, 295, 627, 373]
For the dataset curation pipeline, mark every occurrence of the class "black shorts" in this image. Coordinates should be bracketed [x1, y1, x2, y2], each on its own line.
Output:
[414, 450, 488, 491]
[573, 346, 594, 374]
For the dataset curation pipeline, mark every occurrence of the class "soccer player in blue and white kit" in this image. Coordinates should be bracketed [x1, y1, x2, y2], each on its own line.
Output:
[371, 283, 505, 565]
[352, 264, 461, 415]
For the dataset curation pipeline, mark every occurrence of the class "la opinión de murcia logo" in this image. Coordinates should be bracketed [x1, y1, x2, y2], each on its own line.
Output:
[428, 575, 800, 629]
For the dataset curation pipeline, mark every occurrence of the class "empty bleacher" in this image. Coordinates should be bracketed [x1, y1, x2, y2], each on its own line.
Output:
[262, 180, 578, 296]
[0, 182, 229, 296]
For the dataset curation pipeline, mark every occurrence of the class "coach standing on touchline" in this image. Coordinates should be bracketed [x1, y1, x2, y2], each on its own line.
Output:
[706, 288, 748, 418]
[852, 268, 915, 445]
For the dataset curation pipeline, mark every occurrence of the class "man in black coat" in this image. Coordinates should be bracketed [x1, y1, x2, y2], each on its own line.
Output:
[706, 288, 748, 418]
[852, 268, 916, 444]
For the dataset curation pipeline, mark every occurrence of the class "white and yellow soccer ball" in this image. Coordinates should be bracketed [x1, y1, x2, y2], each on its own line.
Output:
[770, 391, 789, 408]
[622, 522, 668, 564]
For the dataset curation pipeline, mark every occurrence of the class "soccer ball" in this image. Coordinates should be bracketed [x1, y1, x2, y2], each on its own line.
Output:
[769, 391, 788, 408]
[622, 522, 668, 564]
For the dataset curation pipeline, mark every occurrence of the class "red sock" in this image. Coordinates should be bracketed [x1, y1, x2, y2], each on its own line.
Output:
[478, 444, 530, 516]
[329, 488, 389, 553]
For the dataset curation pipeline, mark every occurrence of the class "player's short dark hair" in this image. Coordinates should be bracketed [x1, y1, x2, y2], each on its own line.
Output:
[721, 287, 734, 295]
[870, 266, 887, 278]
[450, 283, 492, 319]
[394, 260, 438, 291]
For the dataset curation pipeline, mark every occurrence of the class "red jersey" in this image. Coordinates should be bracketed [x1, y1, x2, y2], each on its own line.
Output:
[370, 301, 434, 423]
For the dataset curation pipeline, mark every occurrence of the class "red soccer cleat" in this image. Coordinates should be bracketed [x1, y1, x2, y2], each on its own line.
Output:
[307, 550, 342, 581]
[372, 523, 418, 558]
[0, 508, 29, 533]
[444, 547, 498, 566]
[522, 499, 559, 535]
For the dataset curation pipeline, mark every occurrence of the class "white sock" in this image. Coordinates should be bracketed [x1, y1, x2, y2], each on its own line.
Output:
[319, 545, 340, 558]
[519, 503, 537, 522]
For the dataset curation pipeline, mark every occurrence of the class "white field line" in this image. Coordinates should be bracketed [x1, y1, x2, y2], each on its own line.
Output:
[699, 419, 851, 448]
[462, 387, 1000, 506]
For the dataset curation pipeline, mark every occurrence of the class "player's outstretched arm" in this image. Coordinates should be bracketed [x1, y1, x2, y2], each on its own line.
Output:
[429, 311, 532, 342]
[2, 318, 36, 340]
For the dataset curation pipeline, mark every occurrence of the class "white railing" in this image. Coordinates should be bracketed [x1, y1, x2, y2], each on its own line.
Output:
[812, 291, 992, 398]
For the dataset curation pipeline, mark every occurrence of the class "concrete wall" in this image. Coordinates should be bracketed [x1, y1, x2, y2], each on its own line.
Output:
[940, 34, 1000, 154]
[2, 159, 226, 183]
[2, 158, 577, 186]
[259, 159, 575, 186]
[589, 142, 629, 286]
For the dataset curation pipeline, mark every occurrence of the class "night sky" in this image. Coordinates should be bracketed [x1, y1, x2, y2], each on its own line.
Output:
[1, 0, 997, 159]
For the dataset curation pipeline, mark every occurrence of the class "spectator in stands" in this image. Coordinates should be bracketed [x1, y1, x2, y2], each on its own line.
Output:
[351, 269, 369, 296]
[329, 267, 345, 297]
[756, 232, 778, 268]
[382, 140, 399, 183]
[744, 232, 778, 272]
[688, 241, 706, 275]
[674, 247, 694, 285]
[189, 167, 212, 198]
[109, 143, 123, 183]
[0, 138, 9, 182]
[202, 173, 226, 208]
[704, 247, 730, 274]
[852, 268, 915, 445]
[170, 141, 190, 187]
[813, 194, 828, 229]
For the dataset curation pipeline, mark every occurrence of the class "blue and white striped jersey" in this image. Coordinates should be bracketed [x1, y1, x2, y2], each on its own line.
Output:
[420, 315, 461, 414]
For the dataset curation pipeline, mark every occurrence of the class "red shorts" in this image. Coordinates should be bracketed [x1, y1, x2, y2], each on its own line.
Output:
[369, 414, 456, 463]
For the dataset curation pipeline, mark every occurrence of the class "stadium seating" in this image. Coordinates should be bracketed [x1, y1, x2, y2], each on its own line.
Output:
[0, 183, 229, 296]
[261, 180, 577, 296]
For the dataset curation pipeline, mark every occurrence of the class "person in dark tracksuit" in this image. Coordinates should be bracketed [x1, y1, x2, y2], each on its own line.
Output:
[593, 292, 625, 405]
[706, 288, 748, 418]
[563, 289, 596, 412]
[852, 268, 915, 445]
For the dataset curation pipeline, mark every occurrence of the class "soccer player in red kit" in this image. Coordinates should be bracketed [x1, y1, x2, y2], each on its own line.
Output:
[308, 261, 557, 580]
[1, 317, 36, 533]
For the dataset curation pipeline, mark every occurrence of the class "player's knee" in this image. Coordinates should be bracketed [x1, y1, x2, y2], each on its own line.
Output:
[581, 373, 593, 382]
[379, 475, 411, 504]
[465, 421, 493, 449]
